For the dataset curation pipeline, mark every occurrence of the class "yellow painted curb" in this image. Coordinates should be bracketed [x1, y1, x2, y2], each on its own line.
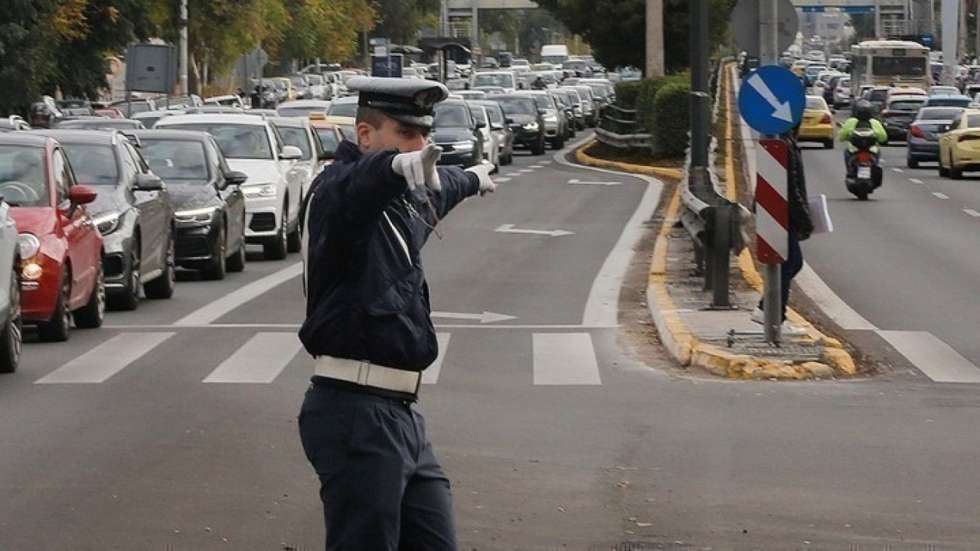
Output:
[575, 142, 683, 180]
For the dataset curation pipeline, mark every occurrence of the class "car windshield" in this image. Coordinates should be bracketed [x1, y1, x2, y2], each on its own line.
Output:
[928, 98, 970, 107]
[275, 126, 312, 160]
[163, 123, 273, 160]
[0, 146, 48, 206]
[469, 107, 488, 126]
[314, 128, 340, 153]
[306, 75, 324, 85]
[805, 97, 826, 110]
[586, 84, 609, 98]
[327, 101, 358, 118]
[889, 100, 925, 111]
[496, 98, 537, 115]
[869, 89, 889, 101]
[473, 73, 514, 88]
[277, 107, 326, 118]
[139, 139, 210, 180]
[61, 143, 118, 186]
[434, 105, 471, 127]
[482, 105, 504, 125]
[918, 108, 962, 120]
[532, 95, 553, 110]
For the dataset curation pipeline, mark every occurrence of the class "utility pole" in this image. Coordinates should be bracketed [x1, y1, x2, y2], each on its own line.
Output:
[944, 0, 959, 82]
[874, 0, 882, 38]
[960, 0, 969, 62]
[178, 0, 188, 96]
[646, 0, 665, 78]
[758, 0, 782, 344]
[472, 0, 479, 58]
[441, 0, 449, 36]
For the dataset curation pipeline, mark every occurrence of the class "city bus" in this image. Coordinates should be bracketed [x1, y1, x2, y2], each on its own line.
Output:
[850, 40, 931, 97]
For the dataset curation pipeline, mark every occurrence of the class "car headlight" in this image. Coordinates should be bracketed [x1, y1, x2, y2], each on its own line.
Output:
[175, 206, 217, 224]
[242, 183, 278, 198]
[17, 233, 40, 260]
[523, 122, 539, 131]
[451, 141, 474, 151]
[94, 212, 121, 235]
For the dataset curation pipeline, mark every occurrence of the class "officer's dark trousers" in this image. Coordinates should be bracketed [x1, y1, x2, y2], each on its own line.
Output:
[299, 382, 457, 551]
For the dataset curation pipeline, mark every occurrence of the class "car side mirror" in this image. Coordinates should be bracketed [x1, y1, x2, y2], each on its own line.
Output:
[318, 150, 335, 161]
[224, 170, 248, 187]
[491, 123, 504, 130]
[505, 117, 514, 124]
[280, 145, 303, 160]
[69, 185, 97, 205]
[476, 120, 487, 129]
[134, 173, 164, 192]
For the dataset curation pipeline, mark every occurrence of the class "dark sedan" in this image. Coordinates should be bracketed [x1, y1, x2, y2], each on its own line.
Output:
[31, 129, 176, 310]
[135, 130, 248, 279]
[880, 95, 926, 141]
[491, 94, 546, 155]
[907, 106, 964, 168]
[432, 100, 483, 168]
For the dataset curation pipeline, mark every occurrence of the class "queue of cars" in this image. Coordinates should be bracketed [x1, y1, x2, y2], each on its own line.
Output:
[0, 105, 335, 373]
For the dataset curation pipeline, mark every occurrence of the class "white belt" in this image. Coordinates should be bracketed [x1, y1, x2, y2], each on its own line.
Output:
[315, 356, 421, 394]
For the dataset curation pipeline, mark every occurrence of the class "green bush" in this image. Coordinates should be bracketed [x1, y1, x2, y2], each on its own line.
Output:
[634, 78, 666, 132]
[614, 80, 644, 109]
[653, 79, 691, 157]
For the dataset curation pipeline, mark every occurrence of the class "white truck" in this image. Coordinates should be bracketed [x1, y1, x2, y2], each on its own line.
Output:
[540, 44, 569, 66]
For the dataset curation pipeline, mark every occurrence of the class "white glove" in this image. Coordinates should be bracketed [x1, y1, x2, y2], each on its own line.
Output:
[465, 163, 496, 196]
[391, 143, 442, 193]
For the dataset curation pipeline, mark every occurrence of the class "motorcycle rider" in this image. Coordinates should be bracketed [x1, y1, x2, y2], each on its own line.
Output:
[838, 99, 887, 178]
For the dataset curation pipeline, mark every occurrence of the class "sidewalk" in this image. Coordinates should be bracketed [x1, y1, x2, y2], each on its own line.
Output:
[578, 64, 858, 380]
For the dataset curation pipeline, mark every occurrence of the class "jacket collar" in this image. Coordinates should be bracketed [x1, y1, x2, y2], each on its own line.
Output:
[335, 140, 362, 163]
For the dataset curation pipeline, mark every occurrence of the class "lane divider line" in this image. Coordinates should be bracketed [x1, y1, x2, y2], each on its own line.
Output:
[892, 168, 904, 173]
[964, 209, 980, 217]
[932, 192, 949, 200]
[909, 178, 924, 185]
[173, 263, 302, 326]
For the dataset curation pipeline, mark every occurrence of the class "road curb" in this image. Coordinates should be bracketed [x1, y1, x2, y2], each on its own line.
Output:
[575, 142, 683, 180]
[574, 67, 857, 381]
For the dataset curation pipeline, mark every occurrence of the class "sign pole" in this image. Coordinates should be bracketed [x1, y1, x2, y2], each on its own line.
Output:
[760, 0, 782, 345]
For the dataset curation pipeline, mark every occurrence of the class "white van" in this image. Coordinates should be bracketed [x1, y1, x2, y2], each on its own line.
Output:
[540, 44, 569, 66]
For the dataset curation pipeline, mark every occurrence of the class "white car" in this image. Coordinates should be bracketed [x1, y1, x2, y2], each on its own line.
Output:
[156, 114, 305, 260]
[0, 198, 20, 373]
[204, 95, 246, 110]
[471, 71, 517, 93]
[833, 78, 852, 108]
[466, 104, 499, 171]
[268, 116, 325, 201]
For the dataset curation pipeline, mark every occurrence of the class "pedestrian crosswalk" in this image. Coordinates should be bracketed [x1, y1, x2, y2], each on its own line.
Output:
[31, 330, 607, 387]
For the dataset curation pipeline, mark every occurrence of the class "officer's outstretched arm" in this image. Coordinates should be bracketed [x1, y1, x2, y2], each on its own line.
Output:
[343, 150, 407, 224]
[427, 166, 481, 220]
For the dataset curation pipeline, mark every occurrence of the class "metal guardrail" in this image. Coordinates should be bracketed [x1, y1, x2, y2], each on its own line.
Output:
[595, 104, 651, 150]
[678, 57, 745, 308]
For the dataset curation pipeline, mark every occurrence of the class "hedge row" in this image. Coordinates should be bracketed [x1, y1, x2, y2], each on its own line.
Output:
[613, 73, 691, 157]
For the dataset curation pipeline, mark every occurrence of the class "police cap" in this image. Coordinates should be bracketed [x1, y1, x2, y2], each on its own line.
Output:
[347, 76, 450, 130]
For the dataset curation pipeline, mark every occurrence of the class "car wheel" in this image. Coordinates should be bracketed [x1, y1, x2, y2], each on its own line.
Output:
[73, 267, 104, 329]
[144, 236, 176, 299]
[907, 158, 919, 169]
[950, 166, 963, 179]
[110, 248, 140, 311]
[227, 233, 246, 273]
[532, 138, 546, 156]
[38, 269, 70, 342]
[824, 140, 834, 150]
[855, 191, 869, 201]
[286, 222, 302, 253]
[203, 225, 227, 281]
[264, 215, 288, 261]
[0, 264, 23, 373]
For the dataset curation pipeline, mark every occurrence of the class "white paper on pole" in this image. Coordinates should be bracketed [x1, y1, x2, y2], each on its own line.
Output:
[808, 193, 833, 235]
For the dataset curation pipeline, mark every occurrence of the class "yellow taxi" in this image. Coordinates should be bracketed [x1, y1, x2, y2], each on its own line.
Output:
[937, 108, 980, 179]
[309, 113, 354, 157]
[798, 95, 835, 148]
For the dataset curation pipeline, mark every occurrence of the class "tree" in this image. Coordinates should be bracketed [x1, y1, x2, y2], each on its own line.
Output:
[535, 0, 736, 72]
[0, 0, 57, 115]
[370, 0, 438, 45]
[278, 0, 375, 63]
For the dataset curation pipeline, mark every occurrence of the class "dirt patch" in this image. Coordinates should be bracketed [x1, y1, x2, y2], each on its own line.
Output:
[584, 142, 684, 168]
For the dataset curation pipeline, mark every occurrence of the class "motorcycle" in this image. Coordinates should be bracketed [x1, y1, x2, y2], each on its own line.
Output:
[845, 126, 883, 200]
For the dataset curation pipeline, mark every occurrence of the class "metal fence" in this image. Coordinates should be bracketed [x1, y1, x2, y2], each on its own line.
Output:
[595, 104, 651, 150]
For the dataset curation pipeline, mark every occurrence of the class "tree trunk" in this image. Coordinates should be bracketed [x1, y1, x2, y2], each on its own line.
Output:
[190, 54, 201, 96]
[646, 0, 664, 78]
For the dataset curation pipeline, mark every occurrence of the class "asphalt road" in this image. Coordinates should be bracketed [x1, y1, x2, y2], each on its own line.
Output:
[2, 134, 980, 550]
[797, 129, 980, 375]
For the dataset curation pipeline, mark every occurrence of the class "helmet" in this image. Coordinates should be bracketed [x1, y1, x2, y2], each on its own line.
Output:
[853, 100, 873, 121]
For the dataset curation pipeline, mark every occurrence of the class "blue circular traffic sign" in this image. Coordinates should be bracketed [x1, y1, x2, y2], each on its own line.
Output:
[738, 65, 806, 135]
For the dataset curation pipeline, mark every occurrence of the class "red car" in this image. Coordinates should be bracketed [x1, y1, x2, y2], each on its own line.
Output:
[0, 134, 105, 341]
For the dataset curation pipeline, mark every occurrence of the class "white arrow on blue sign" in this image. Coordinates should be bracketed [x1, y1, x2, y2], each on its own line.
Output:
[738, 65, 806, 135]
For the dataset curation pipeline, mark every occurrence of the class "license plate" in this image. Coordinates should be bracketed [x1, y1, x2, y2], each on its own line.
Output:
[857, 166, 872, 179]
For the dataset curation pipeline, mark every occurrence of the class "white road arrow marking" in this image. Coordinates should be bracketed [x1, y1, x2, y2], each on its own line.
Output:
[748, 73, 794, 122]
[495, 224, 574, 237]
[568, 178, 622, 186]
[431, 311, 518, 323]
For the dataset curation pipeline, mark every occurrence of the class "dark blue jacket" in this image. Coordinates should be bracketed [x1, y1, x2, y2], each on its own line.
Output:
[299, 140, 480, 371]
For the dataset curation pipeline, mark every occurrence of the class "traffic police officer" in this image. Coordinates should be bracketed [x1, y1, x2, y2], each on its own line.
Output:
[297, 76, 496, 550]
